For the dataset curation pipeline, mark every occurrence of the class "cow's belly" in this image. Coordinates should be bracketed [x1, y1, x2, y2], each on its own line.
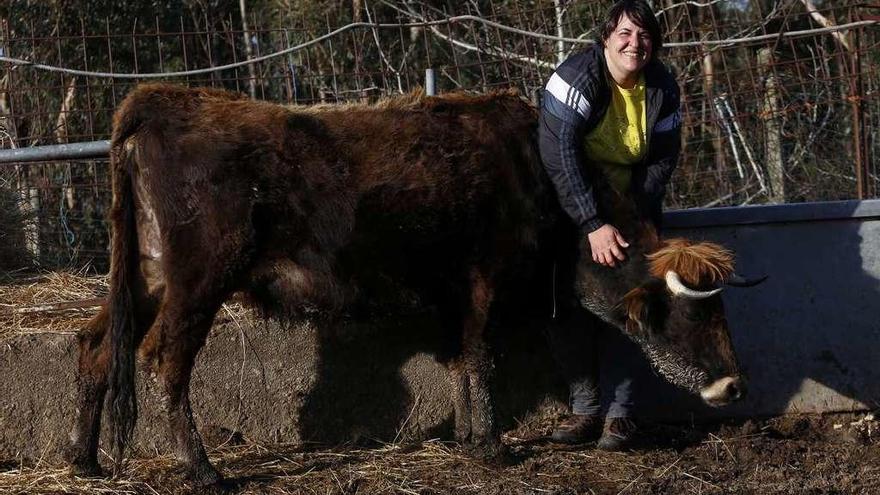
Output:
[135, 179, 166, 296]
[244, 243, 448, 319]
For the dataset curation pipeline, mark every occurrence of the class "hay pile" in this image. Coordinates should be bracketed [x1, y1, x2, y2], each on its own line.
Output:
[0, 271, 106, 339]
[0, 272, 258, 340]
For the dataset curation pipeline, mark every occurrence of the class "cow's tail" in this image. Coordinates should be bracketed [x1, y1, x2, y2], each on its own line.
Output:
[105, 103, 143, 469]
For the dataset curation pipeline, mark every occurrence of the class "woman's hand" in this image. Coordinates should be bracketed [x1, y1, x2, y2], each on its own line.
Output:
[587, 224, 630, 267]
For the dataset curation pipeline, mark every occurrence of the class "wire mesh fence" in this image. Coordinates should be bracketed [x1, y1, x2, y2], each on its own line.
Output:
[0, 0, 877, 271]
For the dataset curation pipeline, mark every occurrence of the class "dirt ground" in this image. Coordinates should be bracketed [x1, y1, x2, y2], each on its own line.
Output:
[1, 274, 879, 494]
[1, 412, 878, 495]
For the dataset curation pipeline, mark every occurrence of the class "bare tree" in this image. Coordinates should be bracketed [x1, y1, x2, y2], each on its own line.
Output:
[758, 48, 785, 203]
[240, 0, 258, 99]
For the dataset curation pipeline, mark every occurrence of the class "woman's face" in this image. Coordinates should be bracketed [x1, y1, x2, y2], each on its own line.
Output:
[603, 13, 653, 87]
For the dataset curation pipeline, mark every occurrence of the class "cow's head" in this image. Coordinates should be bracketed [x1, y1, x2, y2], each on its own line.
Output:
[608, 238, 758, 407]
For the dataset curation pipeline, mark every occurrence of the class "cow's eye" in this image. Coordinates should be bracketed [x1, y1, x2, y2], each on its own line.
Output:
[685, 307, 705, 322]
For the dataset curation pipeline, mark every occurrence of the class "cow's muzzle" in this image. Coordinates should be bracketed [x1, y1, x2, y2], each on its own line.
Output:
[699, 375, 746, 407]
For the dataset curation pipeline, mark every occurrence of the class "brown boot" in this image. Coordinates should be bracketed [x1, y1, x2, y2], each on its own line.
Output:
[550, 414, 602, 444]
[597, 417, 638, 451]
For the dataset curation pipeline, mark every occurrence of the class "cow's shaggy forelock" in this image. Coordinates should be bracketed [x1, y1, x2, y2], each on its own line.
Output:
[646, 239, 734, 287]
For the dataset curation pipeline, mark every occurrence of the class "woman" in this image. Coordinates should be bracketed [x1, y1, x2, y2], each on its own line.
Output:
[539, 0, 681, 450]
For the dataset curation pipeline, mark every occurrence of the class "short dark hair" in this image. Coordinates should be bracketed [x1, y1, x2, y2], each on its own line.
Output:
[598, 0, 663, 59]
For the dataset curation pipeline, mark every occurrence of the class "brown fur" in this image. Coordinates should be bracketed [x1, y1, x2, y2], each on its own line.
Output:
[646, 239, 735, 287]
[298, 88, 523, 114]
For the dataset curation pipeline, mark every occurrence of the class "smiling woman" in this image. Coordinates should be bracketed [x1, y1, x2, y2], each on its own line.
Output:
[538, 0, 682, 451]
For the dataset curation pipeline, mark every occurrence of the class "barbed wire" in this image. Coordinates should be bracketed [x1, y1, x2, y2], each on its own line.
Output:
[0, 14, 875, 80]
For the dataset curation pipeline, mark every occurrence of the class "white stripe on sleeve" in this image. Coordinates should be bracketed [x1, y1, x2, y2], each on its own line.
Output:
[545, 72, 591, 120]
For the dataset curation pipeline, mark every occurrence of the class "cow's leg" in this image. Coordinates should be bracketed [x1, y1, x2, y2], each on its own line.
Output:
[66, 307, 110, 476]
[447, 358, 472, 443]
[461, 269, 502, 459]
[67, 297, 157, 476]
[141, 300, 222, 487]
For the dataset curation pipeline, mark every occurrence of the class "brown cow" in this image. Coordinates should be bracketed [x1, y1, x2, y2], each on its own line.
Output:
[65, 84, 756, 487]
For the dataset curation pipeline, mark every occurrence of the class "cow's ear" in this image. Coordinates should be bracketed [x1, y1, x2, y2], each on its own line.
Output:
[617, 281, 666, 337]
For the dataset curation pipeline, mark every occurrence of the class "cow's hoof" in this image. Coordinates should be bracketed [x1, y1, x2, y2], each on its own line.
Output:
[64, 447, 104, 478]
[69, 460, 104, 478]
[184, 462, 224, 488]
[465, 439, 509, 464]
[196, 479, 235, 495]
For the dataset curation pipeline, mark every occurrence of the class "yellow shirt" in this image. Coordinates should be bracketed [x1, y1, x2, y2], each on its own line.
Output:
[582, 75, 647, 193]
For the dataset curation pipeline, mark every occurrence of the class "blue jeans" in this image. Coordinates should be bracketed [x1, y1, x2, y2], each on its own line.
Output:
[547, 308, 643, 418]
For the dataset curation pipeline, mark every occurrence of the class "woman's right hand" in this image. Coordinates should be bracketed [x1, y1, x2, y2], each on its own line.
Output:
[587, 224, 630, 267]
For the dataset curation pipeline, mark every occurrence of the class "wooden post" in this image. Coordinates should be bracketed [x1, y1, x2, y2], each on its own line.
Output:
[758, 48, 785, 203]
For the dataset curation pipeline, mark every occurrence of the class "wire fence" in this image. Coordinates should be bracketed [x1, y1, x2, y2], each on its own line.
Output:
[0, 0, 878, 271]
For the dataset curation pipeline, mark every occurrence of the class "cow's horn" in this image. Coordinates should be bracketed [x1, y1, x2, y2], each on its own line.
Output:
[665, 271, 722, 299]
[726, 273, 768, 287]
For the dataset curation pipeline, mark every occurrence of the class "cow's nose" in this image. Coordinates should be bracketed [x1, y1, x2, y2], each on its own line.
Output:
[723, 376, 746, 401]
[700, 375, 747, 406]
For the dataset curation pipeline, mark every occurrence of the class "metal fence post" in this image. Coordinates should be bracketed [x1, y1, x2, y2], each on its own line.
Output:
[849, 25, 868, 199]
[425, 68, 436, 96]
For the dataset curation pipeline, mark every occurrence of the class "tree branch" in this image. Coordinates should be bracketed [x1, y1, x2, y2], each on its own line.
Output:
[799, 0, 851, 51]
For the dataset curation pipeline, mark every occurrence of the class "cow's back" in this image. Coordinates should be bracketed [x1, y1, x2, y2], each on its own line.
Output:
[311, 92, 551, 248]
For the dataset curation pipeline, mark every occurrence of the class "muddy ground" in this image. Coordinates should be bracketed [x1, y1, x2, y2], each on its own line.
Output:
[2, 274, 878, 494]
[1, 413, 878, 495]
